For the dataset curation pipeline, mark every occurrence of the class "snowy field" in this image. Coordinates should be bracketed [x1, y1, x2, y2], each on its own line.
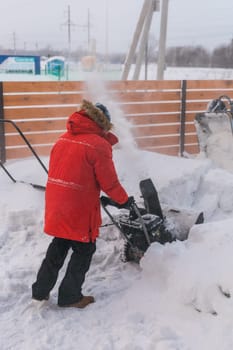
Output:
[1, 63, 233, 81]
[1, 68, 233, 349]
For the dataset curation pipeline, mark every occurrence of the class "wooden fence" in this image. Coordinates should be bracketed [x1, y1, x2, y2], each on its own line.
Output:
[1, 79, 233, 162]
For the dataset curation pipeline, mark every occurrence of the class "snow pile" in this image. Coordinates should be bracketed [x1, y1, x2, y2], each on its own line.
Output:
[2, 148, 233, 349]
[141, 219, 233, 316]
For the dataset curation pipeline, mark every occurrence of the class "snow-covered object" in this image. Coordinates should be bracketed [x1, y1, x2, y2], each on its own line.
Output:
[195, 112, 233, 172]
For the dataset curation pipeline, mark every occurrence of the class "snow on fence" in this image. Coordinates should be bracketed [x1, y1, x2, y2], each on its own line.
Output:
[1, 79, 233, 162]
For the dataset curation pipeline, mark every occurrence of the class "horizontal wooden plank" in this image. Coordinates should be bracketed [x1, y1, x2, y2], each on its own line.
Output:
[5, 119, 66, 133]
[141, 113, 196, 124]
[5, 131, 61, 147]
[4, 106, 76, 119]
[184, 144, 200, 154]
[184, 124, 197, 133]
[185, 101, 207, 112]
[105, 80, 181, 91]
[5, 103, 181, 120]
[4, 90, 181, 107]
[6, 145, 53, 160]
[187, 80, 233, 90]
[186, 90, 233, 101]
[185, 111, 203, 121]
[135, 135, 179, 148]
[133, 124, 180, 137]
[3, 81, 86, 93]
[132, 124, 196, 142]
[143, 143, 199, 156]
[4, 103, 181, 120]
[128, 113, 180, 125]
[183, 114, 196, 123]
[133, 123, 195, 137]
[4, 93, 85, 107]
[122, 102, 181, 114]
[112, 90, 181, 103]
[142, 146, 180, 156]
[3, 80, 181, 95]
[184, 134, 199, 144]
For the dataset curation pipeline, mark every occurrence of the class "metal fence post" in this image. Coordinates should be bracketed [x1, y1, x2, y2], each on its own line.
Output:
[180, 79, 187, 157]
[0, 82, 6, 163]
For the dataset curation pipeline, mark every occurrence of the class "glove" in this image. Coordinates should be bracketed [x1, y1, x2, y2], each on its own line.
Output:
[118, 196, 135, 209]
[100, 196, 121, 207]
[100, 196, 112, 207]
[100, 195, 135, 209]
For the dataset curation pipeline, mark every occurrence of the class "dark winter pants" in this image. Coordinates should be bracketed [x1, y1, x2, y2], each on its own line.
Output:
[32, 237, 96, 306]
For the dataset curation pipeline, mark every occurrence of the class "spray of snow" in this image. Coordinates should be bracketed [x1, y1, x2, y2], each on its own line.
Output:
[85, 75, 150, 194]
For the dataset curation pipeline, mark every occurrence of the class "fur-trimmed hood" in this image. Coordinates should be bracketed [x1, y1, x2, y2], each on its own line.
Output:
[79, 99, 112, 131]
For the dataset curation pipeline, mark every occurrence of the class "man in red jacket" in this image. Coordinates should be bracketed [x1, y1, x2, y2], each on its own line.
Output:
[32, 99, 132, 308]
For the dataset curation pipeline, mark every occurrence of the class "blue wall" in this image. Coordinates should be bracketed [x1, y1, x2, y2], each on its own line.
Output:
[0, 55, 41, 74]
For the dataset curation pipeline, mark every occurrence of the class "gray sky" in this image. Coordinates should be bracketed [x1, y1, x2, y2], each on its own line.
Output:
[0, 0, 233, 54]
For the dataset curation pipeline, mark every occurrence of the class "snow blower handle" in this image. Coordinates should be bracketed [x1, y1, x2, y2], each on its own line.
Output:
[131, 202, 151, 247]
[100, 196, 136, 247]
[100, 196, 135, 210]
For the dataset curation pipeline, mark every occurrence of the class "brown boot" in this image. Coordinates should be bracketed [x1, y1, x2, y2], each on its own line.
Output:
[60, 296, 95, 309]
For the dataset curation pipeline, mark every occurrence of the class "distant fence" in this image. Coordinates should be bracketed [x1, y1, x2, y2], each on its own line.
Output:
[1, 79, 233, 162]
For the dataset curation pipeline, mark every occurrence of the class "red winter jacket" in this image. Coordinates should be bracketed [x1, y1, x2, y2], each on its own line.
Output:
[44, 110, 128, 242]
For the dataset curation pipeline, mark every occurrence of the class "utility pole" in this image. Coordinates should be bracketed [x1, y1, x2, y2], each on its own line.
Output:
[61, 5, 77, 79]
[87, 8, 91, 52]
[12, 32, 17, 54]
[145, 41, 148, 80]
[62, 5, 79, 56]
[157, 0, 169, 80]
[77, 8, 91, 53]
[121, 0, 160, 80]
[67, 5, 72, 57]
[105, 0, 109, 70]
[66, 5, 72, 80]
[121, 0, 149, 80]
[133, 0, 154, 80]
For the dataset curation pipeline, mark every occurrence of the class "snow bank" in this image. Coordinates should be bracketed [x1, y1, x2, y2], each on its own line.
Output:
[2, 148, 233, 349]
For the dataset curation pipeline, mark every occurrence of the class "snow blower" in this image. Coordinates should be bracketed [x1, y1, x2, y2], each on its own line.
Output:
[101, 178, 175, 263]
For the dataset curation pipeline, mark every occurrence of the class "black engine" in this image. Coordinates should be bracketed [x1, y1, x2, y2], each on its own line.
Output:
[118, 212, 173, 262]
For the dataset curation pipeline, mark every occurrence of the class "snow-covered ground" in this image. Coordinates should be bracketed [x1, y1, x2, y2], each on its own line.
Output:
[2, 147, 233, 350]
[1, 64, 233, 81]
[2, 68, 233, 349]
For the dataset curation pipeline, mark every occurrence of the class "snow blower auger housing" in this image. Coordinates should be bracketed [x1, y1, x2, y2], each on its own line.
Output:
[100, 179, 174, 263]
